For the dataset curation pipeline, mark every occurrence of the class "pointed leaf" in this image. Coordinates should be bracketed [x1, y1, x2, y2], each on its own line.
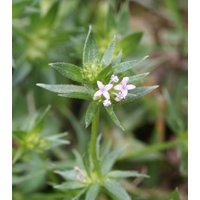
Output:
[73, 150, 85, 170]
[85, 184, 100, 200]
[55, 170, 77, 181]
[113, 56, 149, 74]
[120, 32, 143, 56]
[83, 25, 100, 66]
[104, 180, 131, 200]
[121, 86, 159, 104]
[105, 106, 125, 131]
[40, 1, 60, 28]
[102, 148, 125, 174]
[32, 105, 51, 133]
[112, 51, 122, 66]
[36, 84, 92, 100]
[72, 188, 87, 200]
[101, 36, 116, 66]
[54, 182, 85, 191]
[49, 62, 84, 83]
[108, 170, 149, 179]
[85, 102, 99, 128]
[128, 72, 150, 84]
[47, 132, 70, 148]
[97, 65, 112, 81]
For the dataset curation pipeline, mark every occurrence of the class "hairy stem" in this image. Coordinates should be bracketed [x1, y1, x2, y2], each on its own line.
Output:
[89, 107, 101, 177]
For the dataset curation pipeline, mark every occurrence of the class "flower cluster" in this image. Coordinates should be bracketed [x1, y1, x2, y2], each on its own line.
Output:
[93, 74, 136, 107]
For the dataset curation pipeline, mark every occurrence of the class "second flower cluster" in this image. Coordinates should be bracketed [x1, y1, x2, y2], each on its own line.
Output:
[93, 74, 136, 107]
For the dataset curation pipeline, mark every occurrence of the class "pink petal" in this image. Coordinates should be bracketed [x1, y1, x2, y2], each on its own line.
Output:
[121, 77, 129, 85]
[105, 84, 113, 90]
[103, 91, 110, 99]
[121, 89, 128, 97]
[114, 84, 122, 90]
[127, 84, 136, 90]
[94, 90, 102, 98]
[97, 81, 104, 90]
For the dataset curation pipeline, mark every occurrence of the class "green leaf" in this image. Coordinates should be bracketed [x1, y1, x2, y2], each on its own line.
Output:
[128, 72, 150, 84]
[72, 188, 87, 200]
[97, 65, 112, 81]
[102, 148, 125, 174]
[121, 86, 159, 104]
[108, 170, 149, 179]
[112, 51, 122, 66]
[85, 102, 99, 128]
[36, 84, 92, 100]
[85, 184, 100, 200]
[32, 105, 51, 133]
[106, 2, 116, 31]
[120, 32, 143, 56]
[73, 150, 85, 170]
[101, 36, 116, 67]
[105, 106, 125, 131]
[113, 56, 149, 74]
[54, 170, 77, 181]
[54, 182, 85, 191]
[83, 25, 100, 66]
[168, 188, 181, 200]
[47, 132, 70, 148]
[49, 62, 84, 83]
[117, 2, 130, 36]
[104, 180, 131, 200]
[40, 1, 60, 28]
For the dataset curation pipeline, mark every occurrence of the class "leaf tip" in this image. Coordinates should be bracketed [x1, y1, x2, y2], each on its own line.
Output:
[36, 83, 43, 87]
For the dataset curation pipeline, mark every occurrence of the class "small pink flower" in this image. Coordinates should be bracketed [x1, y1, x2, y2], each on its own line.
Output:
[103, 99, 112, 107]
[93, 81, 113, 100]
[110, 74, 119, 83]
[114, 77, 136, 99]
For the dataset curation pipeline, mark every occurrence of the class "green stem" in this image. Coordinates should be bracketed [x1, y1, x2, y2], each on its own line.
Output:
[89, 107, 101, 176]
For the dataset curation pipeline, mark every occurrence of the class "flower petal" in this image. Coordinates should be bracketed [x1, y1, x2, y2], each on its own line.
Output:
[114, 84, 122, 90]
[121, 77, 129, 86]
[103, 99, 111, 107]
[103, 91, 110, 99]
[121, 89, 128, 97]
[127, 84, 136, 90]
[93, 90, 102, 99]
[97, 81, 104, 90]
[105, 84, 113, 90]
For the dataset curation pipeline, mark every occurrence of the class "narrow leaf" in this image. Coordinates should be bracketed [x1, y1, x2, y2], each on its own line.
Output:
[85, 184, 100, 200]
[54, 182, 85, 191]
[33, 105, 51, 132]
[101, 36, 116, 66]
[108, 170, 149, 179]
[102, 148, 125, 174]
[128, 72, 150, 84]
[36, 84, 92, 100]
[72, 188, 87, 200]
[120, 32, 143, 56]
[49, 62, 84, 83]
[112, 51, 122, 66]
[55, 170, 77, 181]
[104, 180, 131, 200]
[83, 25, 100, 66]
[85, 102, 99, 128]
[113, 56, 149, 74]
[40, 1, 60, 28]
[105, 106, 125, 131]
[121, 86, 159, 104]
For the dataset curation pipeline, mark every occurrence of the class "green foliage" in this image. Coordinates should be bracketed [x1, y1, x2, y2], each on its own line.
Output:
[13, 0, 188, 199]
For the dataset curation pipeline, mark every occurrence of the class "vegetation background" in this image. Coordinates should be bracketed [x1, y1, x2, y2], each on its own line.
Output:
[12, 0, 188, 199]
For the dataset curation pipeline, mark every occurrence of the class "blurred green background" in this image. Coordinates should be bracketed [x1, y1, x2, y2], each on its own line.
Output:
[12, 0, 187, 199]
